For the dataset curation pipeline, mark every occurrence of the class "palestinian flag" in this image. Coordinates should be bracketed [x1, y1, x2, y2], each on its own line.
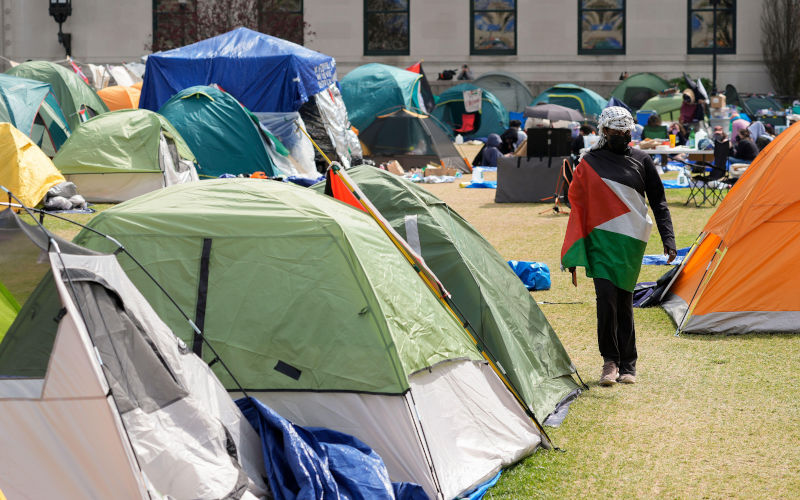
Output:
[561, 151, 653, 291]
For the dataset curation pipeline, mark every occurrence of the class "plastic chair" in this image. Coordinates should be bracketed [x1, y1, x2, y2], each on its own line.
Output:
[454, 113, 477, 134]
[683, 140, 731, 207]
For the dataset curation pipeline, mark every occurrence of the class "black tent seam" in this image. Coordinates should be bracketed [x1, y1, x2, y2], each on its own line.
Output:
[193, 238, 213, 356]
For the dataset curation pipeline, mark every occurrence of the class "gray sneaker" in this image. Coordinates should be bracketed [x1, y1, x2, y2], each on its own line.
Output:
[617, 373, 636, 384]
[600, 361, 618, 386]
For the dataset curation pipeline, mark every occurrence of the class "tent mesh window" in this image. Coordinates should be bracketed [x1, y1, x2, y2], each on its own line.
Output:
[578, 0, 626, 55]
[470, 0, 517, 55]
[364, 0, 410, 56]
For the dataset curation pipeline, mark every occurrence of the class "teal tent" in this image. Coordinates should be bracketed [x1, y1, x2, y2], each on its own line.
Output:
[158, 86, 283, 178]
[0, 73, 71, 156]
[433, 83, 509, 139]
[7, 61, 109, 131]
[73, 178, 545, 500]
[341, 63, 423, 131]
[313, 166, 581, 421]
[531, 83, 608, 119]
[611, 72, 671, 111]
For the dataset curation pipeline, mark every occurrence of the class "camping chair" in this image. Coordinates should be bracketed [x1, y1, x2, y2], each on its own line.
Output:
[683, 140, 731, 207]
[642, 125, 668, 140]
[454, 113, 477, 134]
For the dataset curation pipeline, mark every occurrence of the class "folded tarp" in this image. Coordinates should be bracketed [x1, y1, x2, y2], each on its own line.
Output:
[641, 247, 689, 265]
[236, 397, 427, 500]
[508, 260, 551, 291]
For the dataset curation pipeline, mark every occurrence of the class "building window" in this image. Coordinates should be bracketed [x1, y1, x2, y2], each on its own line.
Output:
[688, 0, 735, 54]
[470, 1, 516, 55]
[364, 0, 409, 55]
[578, 0, 625, 55]
[259, 0, 304, 45]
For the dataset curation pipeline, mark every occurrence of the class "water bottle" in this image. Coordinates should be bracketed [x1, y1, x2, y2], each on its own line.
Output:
[677, 169, 688, 186]
[688, 131, 695, 148]
[473, 167, 484, 183]
[455, 134, 464, 144]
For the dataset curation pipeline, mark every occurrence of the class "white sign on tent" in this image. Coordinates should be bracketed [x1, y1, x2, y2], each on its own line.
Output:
[463, 89, 483, 113]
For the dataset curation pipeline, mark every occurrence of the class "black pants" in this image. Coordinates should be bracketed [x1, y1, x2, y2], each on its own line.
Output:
[593, 278, 637, 375]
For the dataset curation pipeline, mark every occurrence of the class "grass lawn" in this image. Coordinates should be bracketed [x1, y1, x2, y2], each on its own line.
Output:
[31, 178, 800, 499]
[421, 179, 800, 499]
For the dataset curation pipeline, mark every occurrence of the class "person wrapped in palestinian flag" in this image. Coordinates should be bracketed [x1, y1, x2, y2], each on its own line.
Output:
[561, 106, 676, 387]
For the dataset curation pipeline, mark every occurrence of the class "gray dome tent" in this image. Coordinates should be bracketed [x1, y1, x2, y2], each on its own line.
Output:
[473, 70, 534, 113]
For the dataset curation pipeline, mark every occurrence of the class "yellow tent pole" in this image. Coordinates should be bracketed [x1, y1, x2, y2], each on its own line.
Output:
[295, 119, 332, 166]
[330, 164, 553, 446]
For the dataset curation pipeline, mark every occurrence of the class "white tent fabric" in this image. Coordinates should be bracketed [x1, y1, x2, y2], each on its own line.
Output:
[255, 111, 319, 179]
[0, 248, 268, 499]
[252, 359, 542, 500]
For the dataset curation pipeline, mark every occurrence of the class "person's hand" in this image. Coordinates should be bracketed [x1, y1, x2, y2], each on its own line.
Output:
[665, 247, 677, 264]
[569, 267, 577, 287]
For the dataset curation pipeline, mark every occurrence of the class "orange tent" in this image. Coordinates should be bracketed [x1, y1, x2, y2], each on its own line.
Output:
[97, 85, 140, 110]
[663, 122, 800, 334]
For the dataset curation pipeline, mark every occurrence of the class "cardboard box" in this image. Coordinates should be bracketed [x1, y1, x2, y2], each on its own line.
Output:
[424, 165, 458, 177]
[710, 95, 726, 108]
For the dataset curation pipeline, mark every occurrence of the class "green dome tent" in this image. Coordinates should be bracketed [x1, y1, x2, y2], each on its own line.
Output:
[158, 86, 283, 178]
[0, 281, 19, 342]
[531, 83, 608, 119]
[7, 61, 108, 131]
[0, 73, 70, 157]
[74, 178, 545, 500]
[433, 83, 509, 139]
[53, 109, 199, 202]
[341, 63, 423, 131]
[610, 72, 671, 110]
[640, 93, 683, 122]
[313, 165, 580, 421]
[473, 70, 534, 113]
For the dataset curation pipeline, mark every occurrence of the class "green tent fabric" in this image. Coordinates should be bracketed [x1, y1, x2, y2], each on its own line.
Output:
[73, 179, 482, 393]
[7, 61, 109, 131]
[433, 83, 509, 139]
[0, 281, 20, 342]
[341, 63, 422, 131]
[531, 83, 608, 119]
[473, 71, 534, 113]
[640, 94, 683, 122]
[313, 166, 580, 420]
[0, 73, 71, 156]
[53, 109, 196, 174]
[158, 86, 281, 178]
[611, 73, 671, 111]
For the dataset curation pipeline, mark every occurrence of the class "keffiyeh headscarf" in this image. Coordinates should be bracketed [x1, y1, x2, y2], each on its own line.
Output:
[591, 106, 636, 151]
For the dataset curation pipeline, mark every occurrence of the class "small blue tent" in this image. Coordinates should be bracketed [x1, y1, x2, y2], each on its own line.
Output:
[159, 86, 282, 178]
[0, 73, 71, 155]
[530, 83, 608, 120]
[341, 63, 423, 131]
[432, 83, 508, 140]
[140, 27, 337, 113]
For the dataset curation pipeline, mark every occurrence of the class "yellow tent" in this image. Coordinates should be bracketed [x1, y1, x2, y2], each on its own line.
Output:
[0, 123, 65, 210]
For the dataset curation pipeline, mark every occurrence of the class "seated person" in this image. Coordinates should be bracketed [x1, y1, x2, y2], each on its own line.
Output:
[482, 133, 503, 167]
[667, 121, 688, 146]
[730, 129, 758, 164]
[571, 124, 596, 156]
[500, 120, 525, 154]
[642, 114, 667, 139]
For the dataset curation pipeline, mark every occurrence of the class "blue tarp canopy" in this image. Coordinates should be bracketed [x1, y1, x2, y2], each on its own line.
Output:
[140, 27, 337, 113]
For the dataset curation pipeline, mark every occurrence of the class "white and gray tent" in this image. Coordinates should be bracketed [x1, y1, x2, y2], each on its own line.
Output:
[473, 71, 534, 114]
[0, 209, 267, 499]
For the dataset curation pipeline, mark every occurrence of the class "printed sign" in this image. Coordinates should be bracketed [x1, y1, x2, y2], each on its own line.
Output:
[463, 89, 482, 113]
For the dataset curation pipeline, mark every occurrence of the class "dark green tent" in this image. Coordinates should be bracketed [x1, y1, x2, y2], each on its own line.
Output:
[611, 72, 671, 110]
[313, 165, 581, 421]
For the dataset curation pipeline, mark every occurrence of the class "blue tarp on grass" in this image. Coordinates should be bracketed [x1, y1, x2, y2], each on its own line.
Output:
[236, 397, 427, 500]
[508, 260, 551, 290]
